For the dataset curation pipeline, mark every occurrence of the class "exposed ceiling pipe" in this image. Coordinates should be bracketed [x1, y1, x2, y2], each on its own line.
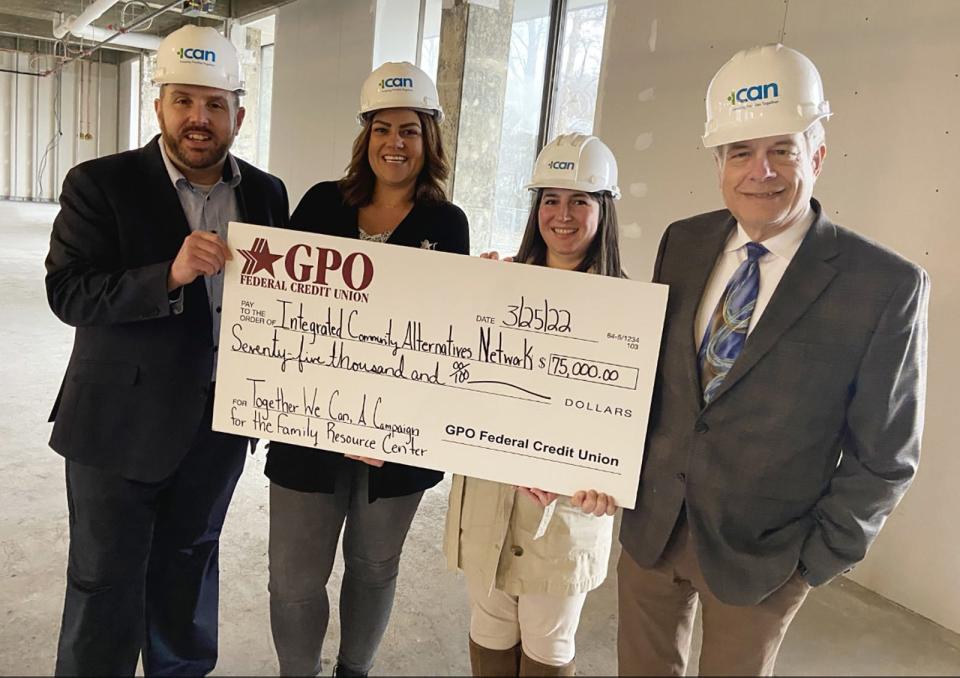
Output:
[68, 24, 161, 50]
[53, 0, 119, 40]
[53, 0, 162, 51]
[43, 0, 182, 77]
[0, 28, 146, 55]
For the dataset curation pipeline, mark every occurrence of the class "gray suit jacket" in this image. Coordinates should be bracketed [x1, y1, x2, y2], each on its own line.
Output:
[619, 199, 929, 606]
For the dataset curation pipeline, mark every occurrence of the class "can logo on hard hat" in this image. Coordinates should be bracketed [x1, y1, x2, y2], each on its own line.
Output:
[727, 82, 779, 107]
[379, 77, 414, 92]
[177, 47, 217, 64]
[548, 161, 575, 171]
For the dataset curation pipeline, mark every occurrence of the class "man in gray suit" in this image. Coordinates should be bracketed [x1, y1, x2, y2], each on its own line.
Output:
[617, 44, 929, 676]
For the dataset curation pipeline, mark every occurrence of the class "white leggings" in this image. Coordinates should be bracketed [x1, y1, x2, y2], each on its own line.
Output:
[466, 571, 587, 666]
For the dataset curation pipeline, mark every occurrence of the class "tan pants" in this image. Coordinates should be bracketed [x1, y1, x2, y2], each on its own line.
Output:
[617, 515, 811, 676]
[466, 571, 588, 666]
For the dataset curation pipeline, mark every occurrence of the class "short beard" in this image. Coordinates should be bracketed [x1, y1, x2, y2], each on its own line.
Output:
[161, 127, 232, 172]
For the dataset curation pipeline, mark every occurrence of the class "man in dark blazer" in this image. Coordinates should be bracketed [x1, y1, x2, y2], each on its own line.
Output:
[617, 45, 929, 676]
[45, 26, 288, 676]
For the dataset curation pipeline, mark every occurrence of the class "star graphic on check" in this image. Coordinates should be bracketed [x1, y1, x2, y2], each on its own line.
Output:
[238, 237, 283, 277]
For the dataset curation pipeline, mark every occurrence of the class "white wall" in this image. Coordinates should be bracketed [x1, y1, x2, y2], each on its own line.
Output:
[595, 0, 959, 633]
[270, 0, 378, 206]
[117, 57, 140, 153]
[0, 52, 118, 201]
[373, 0, 421, 67]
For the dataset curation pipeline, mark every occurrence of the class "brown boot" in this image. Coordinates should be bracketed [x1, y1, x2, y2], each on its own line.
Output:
[469, 636, 521, 676]
[519, 650, 575, 676]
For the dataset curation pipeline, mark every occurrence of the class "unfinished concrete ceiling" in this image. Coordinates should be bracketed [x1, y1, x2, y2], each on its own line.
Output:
[0, 0, 296, 51]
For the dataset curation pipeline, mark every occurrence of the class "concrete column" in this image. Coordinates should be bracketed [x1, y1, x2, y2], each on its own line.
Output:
[230, 22, 262, 166]
[436, 0, 515, 251]
[435, 1, 468, 183]
[138, 52, 159, 146]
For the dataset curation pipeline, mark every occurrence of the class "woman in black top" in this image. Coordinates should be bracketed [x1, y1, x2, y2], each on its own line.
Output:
[266, 62, 469, 678]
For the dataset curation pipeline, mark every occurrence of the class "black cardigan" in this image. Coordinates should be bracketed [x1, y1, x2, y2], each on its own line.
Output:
[264, 181, 470, 500]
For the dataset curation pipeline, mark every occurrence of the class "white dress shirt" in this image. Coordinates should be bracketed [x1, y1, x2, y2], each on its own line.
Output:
[694, 208, 815, 351]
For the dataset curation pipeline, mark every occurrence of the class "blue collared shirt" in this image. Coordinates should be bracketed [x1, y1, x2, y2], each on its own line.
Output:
[160, 139, 241, 379]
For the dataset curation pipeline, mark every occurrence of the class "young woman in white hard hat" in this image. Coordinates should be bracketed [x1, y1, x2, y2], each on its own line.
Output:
[444, 133, 622, 677]
[264, 61, 469, 678]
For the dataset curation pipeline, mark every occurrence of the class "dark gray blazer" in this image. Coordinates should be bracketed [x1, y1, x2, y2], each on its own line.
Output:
[619, 199, 929, 606]
[45, 137, 289, 482]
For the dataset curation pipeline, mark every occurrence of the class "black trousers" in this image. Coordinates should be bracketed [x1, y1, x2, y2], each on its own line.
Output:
[54, 393, 247, 677]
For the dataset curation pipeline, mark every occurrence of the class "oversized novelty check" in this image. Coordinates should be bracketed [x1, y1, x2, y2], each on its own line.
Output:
[213, 222, 667, 508]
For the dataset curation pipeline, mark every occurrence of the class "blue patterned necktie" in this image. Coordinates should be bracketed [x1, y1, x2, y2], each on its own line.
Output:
[698, 241, 768, 404]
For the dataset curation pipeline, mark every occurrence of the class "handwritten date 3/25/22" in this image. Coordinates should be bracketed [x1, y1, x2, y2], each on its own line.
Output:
[503, 296, 572, 334]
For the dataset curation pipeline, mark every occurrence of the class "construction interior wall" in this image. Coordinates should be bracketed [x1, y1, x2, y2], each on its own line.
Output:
[0, 49, 118, 202]
[373, 0, 421, 68]
[116, 56, 139, 153]
[269, 0, 377, 205]
[594, 0, 959, 633]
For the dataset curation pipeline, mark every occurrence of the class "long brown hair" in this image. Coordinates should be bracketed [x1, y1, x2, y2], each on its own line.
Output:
[515, 189, 625, 278]
[339, 109, 450, 207]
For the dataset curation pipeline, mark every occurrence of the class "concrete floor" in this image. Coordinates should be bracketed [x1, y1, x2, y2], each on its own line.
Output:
[2, 198, 959, 676]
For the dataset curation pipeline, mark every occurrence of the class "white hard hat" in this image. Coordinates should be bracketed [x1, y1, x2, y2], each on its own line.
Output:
[526, 134, 621, 199]
[358, 61, 444, 124]
[153, 25, 245, 94]
[702, 43, 830, 148]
